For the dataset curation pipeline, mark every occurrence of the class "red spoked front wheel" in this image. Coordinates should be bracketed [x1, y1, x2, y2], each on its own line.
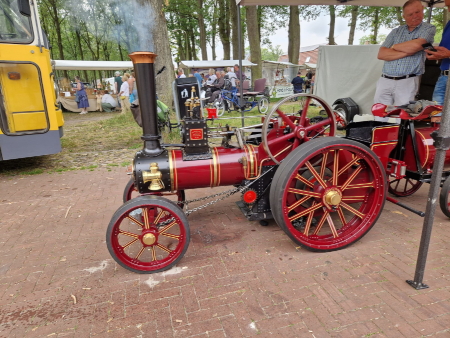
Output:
[270, 137, 386, 251]
[107, 196, 190, 273]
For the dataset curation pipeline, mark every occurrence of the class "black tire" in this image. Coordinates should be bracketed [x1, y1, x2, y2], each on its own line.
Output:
[258, 97, 269, 114]
[106, 195, 190, 274]
[214, 98, 226, 116]
[440, 176, 450, 218]
[270, 137, 387, 252]
[123, 178, 138, 203]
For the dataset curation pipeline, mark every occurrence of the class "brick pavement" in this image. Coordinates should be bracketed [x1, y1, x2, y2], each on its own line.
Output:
[0, 167, 449, 337]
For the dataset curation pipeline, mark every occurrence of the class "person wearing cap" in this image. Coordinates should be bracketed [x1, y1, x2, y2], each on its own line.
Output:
[425, 0, 450, 105]
[374, 0, 435, 106]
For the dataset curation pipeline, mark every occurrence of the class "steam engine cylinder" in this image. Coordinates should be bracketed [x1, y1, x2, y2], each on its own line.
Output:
[134, 145, 260, 193]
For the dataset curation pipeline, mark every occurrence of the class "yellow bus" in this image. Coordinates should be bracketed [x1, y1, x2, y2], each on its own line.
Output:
[0, 0, 64, 160]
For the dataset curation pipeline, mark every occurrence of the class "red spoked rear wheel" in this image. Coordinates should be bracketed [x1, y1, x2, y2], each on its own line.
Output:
[388, 177, 423, 197]
[123, 178, 185, 208]
[107, 196, 190, 273]
[270, 137, 386, 251]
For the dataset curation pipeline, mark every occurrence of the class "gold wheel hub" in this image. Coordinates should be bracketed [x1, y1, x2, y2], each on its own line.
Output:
[142, 233, 156, 245]
[324, 188, 342, 206]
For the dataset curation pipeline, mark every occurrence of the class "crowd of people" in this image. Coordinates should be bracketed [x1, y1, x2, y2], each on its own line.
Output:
[176, 64, 246, 104]
[72, 71, 139, 115]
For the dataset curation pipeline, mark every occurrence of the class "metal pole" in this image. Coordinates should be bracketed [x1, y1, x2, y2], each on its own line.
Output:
[406, 76, 450, 290]
[237, 4, 244, 127]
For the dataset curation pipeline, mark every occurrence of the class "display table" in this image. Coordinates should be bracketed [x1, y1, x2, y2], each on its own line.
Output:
[57, 94, 119, 113]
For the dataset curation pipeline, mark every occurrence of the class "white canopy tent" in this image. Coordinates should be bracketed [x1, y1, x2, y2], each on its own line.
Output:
[236, 0, 444, 7]
[52, 60, 133, 71]
[179, 60, 257, 68]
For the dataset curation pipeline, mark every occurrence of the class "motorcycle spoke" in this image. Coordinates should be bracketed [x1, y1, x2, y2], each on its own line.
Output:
[341, 196, 366, 203]
[340, 201, 365, 219]
[289, 203, 323, 222]
[287, 188, 322, 199]
[303, 202, 316, 235]
[345, 182, 375, 189]
[122, 238, 139, 249]
[320, 152, 329, 179]
[313, 209, 329, 235]
[340, 166, 364, 191]
[142, 207, 152, 229]
[326, 214, 339, 238]
[158, 220, 178, 234]
[157, 243, 172, 253]
[332, 150, 339, 186]
[305, 161, 327, 188]
[287, 195, 315, 212]
[337, 157, 361, 177]
[337, 207, 347, 227]
[154, 210, 166, 225]
[160, 232, 180, 240]
[135, 246, 146, 260]
[119, 229, 139, 238]
[126, 215, 144, 228]
[294, 173, 315, 188]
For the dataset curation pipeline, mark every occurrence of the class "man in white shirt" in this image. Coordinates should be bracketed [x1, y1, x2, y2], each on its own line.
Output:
[119, 77, 131, 113]
[101, 91, 118, 112]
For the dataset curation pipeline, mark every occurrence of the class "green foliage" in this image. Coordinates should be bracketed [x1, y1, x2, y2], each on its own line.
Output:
[245, 45, 284, 61]
[359, 34, 387, 45]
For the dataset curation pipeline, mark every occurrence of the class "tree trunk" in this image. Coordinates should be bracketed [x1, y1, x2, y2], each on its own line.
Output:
[247, 6, 261, 85]
[288, 6, 300, 65]
[348, 6, 358, 45]
[371, 8, 380, 44]
[218, 0, 231, 59]
[211, 2, 218, 60]
[190, 32, 198, 60]
[444, 9, 449, 25]
[197, 0, 208, 60]
[230, 0, 239, 59]
[328, 5, 336, 45]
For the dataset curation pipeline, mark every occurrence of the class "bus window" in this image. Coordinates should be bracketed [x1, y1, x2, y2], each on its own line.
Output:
[0, 0, 33, 44]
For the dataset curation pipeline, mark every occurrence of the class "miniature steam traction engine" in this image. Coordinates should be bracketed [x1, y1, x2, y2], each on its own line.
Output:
[106, 52, 449, 274]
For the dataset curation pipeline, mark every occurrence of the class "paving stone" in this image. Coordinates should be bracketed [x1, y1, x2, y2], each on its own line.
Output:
[0, 168, 449, 336]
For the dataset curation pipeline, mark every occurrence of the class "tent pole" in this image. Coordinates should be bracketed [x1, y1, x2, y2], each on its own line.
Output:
[427, 4, 432, 23]
[237, 3, 244, 127]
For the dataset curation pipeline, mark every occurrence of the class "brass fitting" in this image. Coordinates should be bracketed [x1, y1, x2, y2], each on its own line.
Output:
[142, 162, 165, 191]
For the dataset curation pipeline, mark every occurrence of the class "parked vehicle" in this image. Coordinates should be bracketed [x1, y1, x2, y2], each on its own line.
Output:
[0, 0, 64, 160]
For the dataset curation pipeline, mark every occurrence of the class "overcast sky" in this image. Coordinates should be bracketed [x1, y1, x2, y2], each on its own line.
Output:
[209, 14, 392, 60]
